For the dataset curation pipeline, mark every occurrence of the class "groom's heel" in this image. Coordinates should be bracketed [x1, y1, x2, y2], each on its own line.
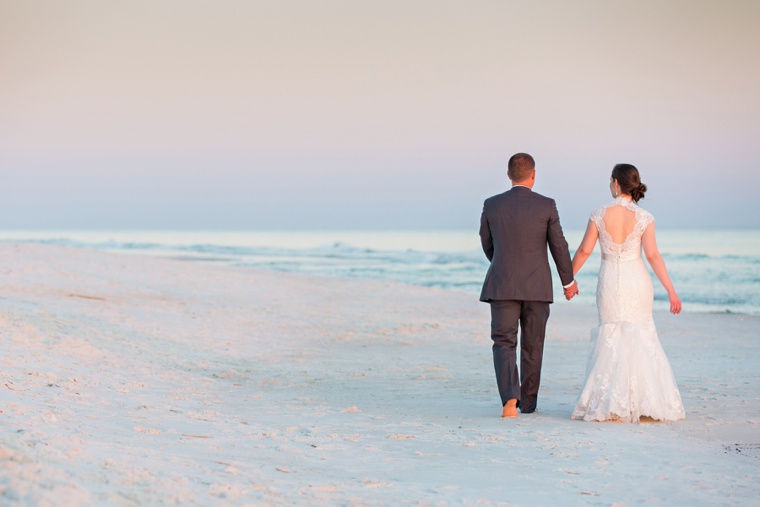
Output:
[502, 399, 518, 418]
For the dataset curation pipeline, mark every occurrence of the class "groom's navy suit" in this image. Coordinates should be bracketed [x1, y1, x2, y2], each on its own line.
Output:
[479, 185, 574, 412]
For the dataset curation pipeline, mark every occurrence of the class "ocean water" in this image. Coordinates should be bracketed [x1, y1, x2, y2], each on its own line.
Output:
[2, 229, 759, 316]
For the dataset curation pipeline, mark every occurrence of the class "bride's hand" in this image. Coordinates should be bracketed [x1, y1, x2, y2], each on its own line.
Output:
[668, 291, 682, 315]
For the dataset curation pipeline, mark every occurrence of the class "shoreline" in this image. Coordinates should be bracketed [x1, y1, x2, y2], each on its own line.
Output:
[1, 242, 758, 505]
[5, 236, 757, 318]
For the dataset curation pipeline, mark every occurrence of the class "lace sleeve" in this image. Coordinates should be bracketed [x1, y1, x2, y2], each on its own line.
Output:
[639, 209, 655, 228]
[635, 208, 655, 236]
[590, 207, 604, 231]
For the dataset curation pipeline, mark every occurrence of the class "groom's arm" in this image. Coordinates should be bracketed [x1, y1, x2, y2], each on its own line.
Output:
[479, 207, 494, 262]
[546, 200, 574, 287]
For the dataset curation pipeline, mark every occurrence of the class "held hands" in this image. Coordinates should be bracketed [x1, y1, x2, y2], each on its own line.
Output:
[564, 280, 579, 301]
[668, 291, 682, 314]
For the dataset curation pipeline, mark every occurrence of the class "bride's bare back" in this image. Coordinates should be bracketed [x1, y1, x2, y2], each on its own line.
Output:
[602, 204, 638, 244]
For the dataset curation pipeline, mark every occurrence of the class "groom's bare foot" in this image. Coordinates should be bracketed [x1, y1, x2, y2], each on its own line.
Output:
[502, 399, 518, 418]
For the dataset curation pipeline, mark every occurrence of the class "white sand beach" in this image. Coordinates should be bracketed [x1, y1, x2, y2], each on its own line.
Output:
[1, 242, 758, 506]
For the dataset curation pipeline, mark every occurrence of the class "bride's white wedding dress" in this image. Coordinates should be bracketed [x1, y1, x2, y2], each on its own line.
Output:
[572, 197, 685, 422]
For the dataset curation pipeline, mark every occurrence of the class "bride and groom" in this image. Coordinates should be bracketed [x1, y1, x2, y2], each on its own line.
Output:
[479, 153, 685, 422]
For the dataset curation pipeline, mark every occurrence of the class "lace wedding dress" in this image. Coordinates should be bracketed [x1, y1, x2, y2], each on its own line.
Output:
[571, 197, 685, 422]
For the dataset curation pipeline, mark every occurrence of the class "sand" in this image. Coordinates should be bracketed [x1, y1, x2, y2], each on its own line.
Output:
[1, 242, 758, 506]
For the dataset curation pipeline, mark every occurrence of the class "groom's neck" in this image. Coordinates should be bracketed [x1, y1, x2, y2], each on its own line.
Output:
[509, 171, 536, 189]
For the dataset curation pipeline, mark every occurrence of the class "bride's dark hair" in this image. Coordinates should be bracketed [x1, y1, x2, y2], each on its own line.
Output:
[612, 163, 647, 202]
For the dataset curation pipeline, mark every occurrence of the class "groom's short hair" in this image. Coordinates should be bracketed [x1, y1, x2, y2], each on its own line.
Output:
[508, 153, 535, 182]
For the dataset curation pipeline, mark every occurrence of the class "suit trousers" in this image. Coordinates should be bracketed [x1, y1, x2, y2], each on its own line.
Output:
[490, 300, 550, 412]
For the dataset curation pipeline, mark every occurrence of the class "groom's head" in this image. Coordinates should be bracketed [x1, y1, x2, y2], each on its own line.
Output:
[508, 153, 536, 186]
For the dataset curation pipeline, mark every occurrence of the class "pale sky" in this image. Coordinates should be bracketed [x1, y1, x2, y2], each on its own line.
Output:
[1, 0, 759, 230]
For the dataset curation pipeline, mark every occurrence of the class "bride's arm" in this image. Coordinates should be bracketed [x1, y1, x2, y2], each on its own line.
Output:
[571, 220, 598, 276]
[642, 223, 682, 314]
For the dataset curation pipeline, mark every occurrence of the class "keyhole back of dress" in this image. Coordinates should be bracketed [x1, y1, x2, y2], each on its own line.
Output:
[602, 205, 638, 245]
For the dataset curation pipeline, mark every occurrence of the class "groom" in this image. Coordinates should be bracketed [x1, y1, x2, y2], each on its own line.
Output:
[479, 153, 578, 418]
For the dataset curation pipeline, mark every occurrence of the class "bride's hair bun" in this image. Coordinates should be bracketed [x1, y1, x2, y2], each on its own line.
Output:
[631, 183, 647, 202]
[611, 163, 647, 203]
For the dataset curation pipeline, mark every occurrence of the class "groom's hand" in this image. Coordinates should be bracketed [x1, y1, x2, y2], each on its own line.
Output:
[564, 280, 579, 301]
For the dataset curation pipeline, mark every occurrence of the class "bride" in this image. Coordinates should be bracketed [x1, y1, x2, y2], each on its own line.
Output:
[570, 164, 685, 422]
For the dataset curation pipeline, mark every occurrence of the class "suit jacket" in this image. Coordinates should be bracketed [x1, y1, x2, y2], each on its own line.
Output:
[479, 186, 574, 303]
